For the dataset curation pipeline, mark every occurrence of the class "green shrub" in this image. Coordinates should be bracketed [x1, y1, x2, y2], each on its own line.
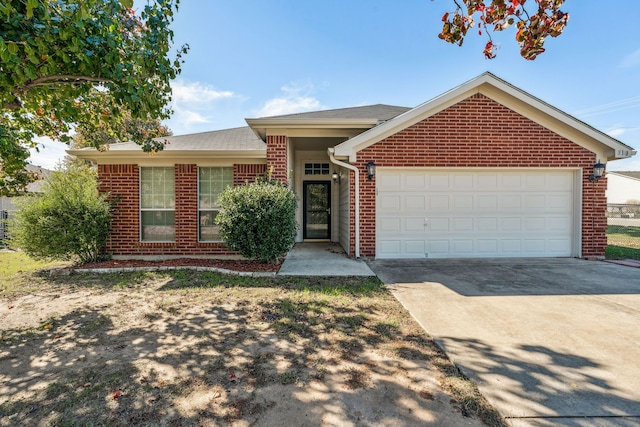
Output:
[216, 181, 297, 262]
[11, 166, 112, 263]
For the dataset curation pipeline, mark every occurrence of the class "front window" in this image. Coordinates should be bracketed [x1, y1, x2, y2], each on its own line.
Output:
[199, 167, 233, 241]
[140, 167, 175, 241]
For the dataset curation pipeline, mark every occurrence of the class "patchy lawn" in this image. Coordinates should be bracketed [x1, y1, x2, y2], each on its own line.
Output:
[607, 225, 640, 260]
[0, 250, 70, 296]
[0, 256, 504, 426]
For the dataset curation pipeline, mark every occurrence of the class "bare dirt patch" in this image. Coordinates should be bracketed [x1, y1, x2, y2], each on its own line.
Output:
[0, 268, 504, 426]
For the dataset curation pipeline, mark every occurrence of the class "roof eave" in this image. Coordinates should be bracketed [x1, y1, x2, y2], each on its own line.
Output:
[66, 149, 267, 163]
[245, 118, 380, 140]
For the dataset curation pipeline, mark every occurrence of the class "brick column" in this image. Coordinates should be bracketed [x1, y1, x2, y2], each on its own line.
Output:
[175, 164, 198, 247]
[266, 135, 288, 184]
[98, 164, 139, 254]
[582, 168, 608, 258]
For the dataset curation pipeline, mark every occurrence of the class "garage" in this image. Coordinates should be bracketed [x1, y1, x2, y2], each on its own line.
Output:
[376, 169, 578, 259]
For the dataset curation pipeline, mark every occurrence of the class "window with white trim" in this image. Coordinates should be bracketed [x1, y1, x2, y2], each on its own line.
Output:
[140, 167, 175, 242]
[199, 167, 233, 241]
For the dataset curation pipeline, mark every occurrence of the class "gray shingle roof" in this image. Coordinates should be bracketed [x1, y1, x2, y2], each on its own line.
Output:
[258, 104, 410, 121]
[612, 171, 640, 180]
[25, 165, 51, 193]
[94, 105, 411, 153]
[104, 126, 265, 151]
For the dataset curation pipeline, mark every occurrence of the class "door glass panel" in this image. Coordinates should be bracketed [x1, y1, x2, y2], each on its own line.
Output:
[304, 183, 330, 239]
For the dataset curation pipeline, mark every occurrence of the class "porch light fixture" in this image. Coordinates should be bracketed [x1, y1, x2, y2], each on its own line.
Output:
[366, 161, 376, 180]
[589, 160, 605, 182]
[332, 171, 340, 184]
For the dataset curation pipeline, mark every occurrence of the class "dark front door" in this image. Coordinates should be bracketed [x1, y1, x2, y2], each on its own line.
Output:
[303, 182, 331, 240]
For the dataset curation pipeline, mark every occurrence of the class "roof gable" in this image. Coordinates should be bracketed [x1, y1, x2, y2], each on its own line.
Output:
[333, 72, 636, 163]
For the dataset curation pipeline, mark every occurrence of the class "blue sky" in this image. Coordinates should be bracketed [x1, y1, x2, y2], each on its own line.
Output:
[30, 0, 640, 170]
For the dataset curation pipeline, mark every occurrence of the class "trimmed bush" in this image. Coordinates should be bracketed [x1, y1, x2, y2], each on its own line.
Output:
[216, 181, 297, 262]
[11, 166, 112, 263]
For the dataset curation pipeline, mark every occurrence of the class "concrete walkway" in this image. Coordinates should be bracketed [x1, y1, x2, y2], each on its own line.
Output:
[278, 242, 375, 276]
[369, 258, 640, 426]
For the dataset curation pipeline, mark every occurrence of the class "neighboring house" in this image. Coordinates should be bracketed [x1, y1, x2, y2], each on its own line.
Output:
[607, 172, 640, 204]
[0, 165, 50, 241]
[68, 72, 636, 260]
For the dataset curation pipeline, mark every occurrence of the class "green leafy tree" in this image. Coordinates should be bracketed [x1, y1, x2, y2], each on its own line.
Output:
[0, 126, 38, 196]
[0, 0, 188, 195]
[72, 102, 172, 150]
[11, 164, 113, 263]
[438, 0, 569, 59]
[216, 180, 298, 263]
[66, 96, 173, 168]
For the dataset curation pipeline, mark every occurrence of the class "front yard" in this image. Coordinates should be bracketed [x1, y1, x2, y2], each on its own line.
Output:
[0, 252, 502, 426]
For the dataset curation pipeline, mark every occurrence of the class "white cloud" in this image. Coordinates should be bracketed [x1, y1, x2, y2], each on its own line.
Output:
[177, 110, 211, 125]
[256, 83, 326, 117]
[171, 79, 235, 105]
[28, 137, 69, 170]
[620, 48, 640, 68]
[168, 79, 237, 134]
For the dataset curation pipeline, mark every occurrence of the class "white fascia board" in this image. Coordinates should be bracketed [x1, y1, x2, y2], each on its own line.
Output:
[245, 118, 378, 140]
[66, 149, 267, 164]
[246, 118, 378, 127]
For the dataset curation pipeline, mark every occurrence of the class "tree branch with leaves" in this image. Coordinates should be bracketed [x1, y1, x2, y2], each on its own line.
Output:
[0, 0, 188, 195]
[437, 0, 569, 59]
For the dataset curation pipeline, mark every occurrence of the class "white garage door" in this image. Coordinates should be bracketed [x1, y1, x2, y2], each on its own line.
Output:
[376, 169, 577, 259]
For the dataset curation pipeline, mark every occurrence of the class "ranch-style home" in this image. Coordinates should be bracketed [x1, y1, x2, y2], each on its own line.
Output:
[69, 72, 636, 260]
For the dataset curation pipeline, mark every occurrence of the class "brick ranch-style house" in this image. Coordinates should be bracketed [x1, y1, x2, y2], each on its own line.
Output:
[69, 73, 636, 260]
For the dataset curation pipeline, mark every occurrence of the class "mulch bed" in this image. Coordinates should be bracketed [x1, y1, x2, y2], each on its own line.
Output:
[76, 258, 281, 272]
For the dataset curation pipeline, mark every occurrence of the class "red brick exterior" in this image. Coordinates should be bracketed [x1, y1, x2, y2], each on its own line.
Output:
[98, 163, 265, 258]
[352, 94, 607, 258]
[233, 163, 266, 186]
[98, 94, 609, 260]
[348, 169, 356, 256]
[266, 135, 288, 184]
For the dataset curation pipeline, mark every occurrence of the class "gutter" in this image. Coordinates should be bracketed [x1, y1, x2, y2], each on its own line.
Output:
[328, 147, 360, 258]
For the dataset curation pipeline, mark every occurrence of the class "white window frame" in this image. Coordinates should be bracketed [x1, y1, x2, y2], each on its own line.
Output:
[304, 162, 330, 176]
[198, 166, 233, 242]
[139, 167, 175, 242]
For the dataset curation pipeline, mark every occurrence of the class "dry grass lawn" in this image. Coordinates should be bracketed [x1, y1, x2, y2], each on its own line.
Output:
[0, 252, 504, 426]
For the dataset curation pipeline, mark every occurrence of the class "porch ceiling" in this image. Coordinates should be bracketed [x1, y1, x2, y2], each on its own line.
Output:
[290, 137, 347, 152]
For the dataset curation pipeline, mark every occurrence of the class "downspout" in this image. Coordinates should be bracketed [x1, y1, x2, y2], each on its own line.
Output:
[328, 147, 360, 258]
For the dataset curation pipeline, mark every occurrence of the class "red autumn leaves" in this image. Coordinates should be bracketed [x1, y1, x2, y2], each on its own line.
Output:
[438, 0, 569, 60]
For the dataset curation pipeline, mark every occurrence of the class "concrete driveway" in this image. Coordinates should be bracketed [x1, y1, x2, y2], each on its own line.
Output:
[368, 258, 640, 426]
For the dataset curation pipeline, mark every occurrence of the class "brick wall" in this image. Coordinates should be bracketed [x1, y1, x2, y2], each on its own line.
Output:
[266, 135, 288, 184]
[234, 164, 266, 186]
[354, 94, 607, 258]
[98, 163, 265, 258]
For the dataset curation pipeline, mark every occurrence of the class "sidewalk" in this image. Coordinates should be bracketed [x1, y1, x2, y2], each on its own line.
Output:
[278, 242, 375, 276]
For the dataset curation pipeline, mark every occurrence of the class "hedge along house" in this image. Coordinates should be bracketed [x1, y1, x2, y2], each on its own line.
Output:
[69, 73, 636, 260]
